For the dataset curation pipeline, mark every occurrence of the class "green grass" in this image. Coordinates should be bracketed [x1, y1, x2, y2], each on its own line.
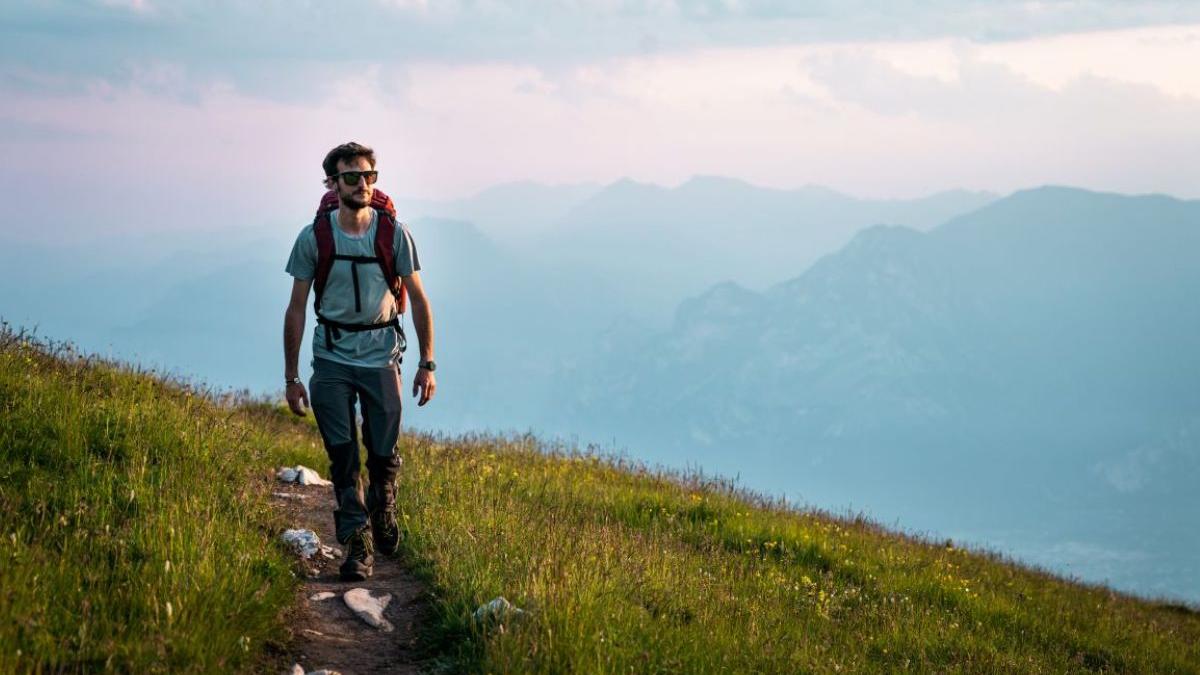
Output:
[4, 324, 1199, 673]
[388, 435, 1200, 673]
[0, 326, 324, 673]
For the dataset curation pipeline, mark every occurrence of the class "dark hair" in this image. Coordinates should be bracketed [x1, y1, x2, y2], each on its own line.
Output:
[322, 142, 376, 177]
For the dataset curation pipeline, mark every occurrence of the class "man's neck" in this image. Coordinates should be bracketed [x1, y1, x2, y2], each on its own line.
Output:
[336, 203, 373, 236]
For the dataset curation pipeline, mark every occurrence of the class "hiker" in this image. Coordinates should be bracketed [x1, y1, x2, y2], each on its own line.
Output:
[282, 141, 437, 581]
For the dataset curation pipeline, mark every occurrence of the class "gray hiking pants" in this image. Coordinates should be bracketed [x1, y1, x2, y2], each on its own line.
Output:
[309, 357, 403, 544]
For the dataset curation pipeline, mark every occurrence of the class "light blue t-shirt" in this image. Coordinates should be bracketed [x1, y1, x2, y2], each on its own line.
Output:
[286, 208, 421, 368]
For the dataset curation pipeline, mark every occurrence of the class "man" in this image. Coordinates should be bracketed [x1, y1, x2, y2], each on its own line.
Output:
[283, 141, 437, 581]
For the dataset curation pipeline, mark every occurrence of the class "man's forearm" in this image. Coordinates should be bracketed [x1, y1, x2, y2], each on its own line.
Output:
[284, 309, 305, 377]
[411, 298, 435, 363]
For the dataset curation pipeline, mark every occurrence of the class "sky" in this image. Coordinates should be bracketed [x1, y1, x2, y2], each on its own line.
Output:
[3, 1, 1200, 239]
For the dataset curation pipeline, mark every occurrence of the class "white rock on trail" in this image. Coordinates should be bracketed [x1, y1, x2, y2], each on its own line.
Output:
[318, 544, 342, 560]
[272, 492, 305, 500]
[276, 465, 332, 486]
[309, 591, 337, 601]
[343, 588, 394, 631]
[473, 596, 526, 624]
[281, 529, 322, 558]
[296, 466, 332, 486]
[289, 665, 341, 675]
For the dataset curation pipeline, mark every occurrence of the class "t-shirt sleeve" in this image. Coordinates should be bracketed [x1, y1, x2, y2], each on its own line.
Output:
[285, 225, 317, 281]
[394, 223, 422, 277]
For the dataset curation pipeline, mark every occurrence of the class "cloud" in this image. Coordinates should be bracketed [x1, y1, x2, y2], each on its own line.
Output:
[2, 12, 1200, 237]
[98, 0, 154, 12]
[4, 34, 1199, 217]
[4, 1, 1200, 100]
[802, 47, 1200, 195]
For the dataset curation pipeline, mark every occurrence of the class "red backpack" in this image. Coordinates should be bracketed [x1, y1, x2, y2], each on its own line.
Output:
[310, 188, 408, 354]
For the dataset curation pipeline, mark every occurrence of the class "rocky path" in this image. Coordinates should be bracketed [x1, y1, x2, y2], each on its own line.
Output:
[272, 469, 431, 675]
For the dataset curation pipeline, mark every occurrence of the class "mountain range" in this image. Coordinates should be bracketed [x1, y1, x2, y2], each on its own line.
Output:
[548, 185, 1200, 600]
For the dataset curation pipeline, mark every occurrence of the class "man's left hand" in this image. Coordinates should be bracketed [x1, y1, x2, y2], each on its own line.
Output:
[413, 367, 436, 406]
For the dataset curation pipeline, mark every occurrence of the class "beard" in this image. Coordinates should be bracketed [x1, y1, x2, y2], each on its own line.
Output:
[339, 189, 371, 209]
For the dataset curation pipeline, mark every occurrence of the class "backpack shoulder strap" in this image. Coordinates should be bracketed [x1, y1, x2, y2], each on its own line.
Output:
[312, 188, 403, 311]
[312, 213, 335, 311]
[373, 210, 405, 308]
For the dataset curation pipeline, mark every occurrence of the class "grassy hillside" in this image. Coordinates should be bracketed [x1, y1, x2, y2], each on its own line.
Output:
[3, 326, 1199, 673]
[392, 437, 1200, 673]
[0, 327, 322, 672]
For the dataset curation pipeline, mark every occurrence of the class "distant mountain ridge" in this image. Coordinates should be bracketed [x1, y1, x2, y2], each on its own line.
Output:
[561, 175, 995, 234]
[550, 185, 1200, 601]
[395, 181, 603, 241]
[532, 176, 996, 319]
[564, 185, 1200, 449]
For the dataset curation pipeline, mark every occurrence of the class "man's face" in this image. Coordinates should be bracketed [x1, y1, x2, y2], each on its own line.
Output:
[332, 156, 375, 209]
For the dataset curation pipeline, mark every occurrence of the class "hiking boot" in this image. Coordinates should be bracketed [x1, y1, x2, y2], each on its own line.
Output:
[339, 527, 374, 581]
[371, 506, 401, 556]
[366, 479, 401, 556]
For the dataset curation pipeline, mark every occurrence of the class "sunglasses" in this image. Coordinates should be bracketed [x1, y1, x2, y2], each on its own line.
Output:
[333, 170, 379, 186]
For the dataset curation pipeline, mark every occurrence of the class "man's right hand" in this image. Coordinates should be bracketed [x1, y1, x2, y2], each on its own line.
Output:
[286, 382, 310, 416]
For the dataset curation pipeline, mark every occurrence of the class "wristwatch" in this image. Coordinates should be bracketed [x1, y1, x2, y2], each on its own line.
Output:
[418, 360, 437, 372]
[285, 376, 302, 386]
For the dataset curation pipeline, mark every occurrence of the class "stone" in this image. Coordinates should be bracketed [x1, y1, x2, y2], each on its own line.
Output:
[272, 492, 305, 500]
[309, 591, 336, 601]
[473, 596, 526, 624]
[296, 466, 332, 486]
[281, 529, 322, 558]
[343, 588, 394, 631]
[276, 465, 332, 486]
[289, 666, 341, 675]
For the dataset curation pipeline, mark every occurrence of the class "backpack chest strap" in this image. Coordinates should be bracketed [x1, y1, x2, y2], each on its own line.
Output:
[327, 254, 382, 313]
[313, 210, 403, 313]
[315, 313, 407, 356]
[330, 254, 381, 263]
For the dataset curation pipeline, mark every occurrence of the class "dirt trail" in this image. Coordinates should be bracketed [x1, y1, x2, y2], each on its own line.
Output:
[272, 480, 431, 675]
